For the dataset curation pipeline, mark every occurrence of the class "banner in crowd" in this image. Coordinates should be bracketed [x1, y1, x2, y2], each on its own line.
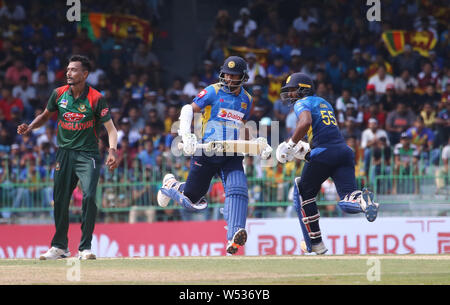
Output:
[79, 12, 154, 45]
[245, 217, 450, 255]
[227, 46, 269, 68]
[382, 30, 437, 57]
[1, 217, 449, 258]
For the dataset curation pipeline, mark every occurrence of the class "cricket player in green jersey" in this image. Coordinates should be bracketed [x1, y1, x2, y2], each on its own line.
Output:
[17, 55, 119, 260]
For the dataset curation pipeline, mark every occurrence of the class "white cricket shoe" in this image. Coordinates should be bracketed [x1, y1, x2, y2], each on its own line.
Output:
[301, 241, 328, 255]
[226, 228, 248, 255]
[39, 247, 71, 260]
[78, 249, 96, 260]
[157, 173, 179, 207]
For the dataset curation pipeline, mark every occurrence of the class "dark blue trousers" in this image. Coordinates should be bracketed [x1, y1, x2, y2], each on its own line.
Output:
[298, 144, 357, 201]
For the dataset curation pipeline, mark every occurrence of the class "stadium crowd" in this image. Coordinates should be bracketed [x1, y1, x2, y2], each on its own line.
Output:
[0, 0, 449, 223]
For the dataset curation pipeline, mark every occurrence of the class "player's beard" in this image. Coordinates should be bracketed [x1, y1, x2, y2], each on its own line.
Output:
[67, 78, 81, 86]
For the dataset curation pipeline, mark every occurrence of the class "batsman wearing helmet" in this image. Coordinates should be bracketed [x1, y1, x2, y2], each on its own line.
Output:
[276, 72, 379, 255]
[157, 56, 271, 255]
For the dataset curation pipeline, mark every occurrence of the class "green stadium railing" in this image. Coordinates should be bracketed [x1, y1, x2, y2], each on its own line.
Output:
[0, 148, 448, 223]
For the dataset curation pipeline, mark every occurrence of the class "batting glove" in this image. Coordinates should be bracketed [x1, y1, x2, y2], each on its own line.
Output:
[276, 139, 296, 163]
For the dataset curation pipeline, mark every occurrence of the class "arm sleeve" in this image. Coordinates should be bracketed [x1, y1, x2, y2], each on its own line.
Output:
[46, 90, 58, 112]
[96, 97, 112, 123]
[294, 99, 311, 117]
[243, 96, 253, 121]
[192, 86, 214, 109]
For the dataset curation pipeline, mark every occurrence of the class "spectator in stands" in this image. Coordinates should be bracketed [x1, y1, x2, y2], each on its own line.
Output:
[393, 44, 421, 75]
[182, 73, 203, 100]
[137, 139, 159, 168]
[132, 42, 160, 73]
[12, 76, 36, 121]
[361, 118, 390, 180]
[143, 91, 165, 122]
[340, 119, 361, 143]
[406, 116, 439, 166]
[86, 60, 105, 88]
[199, 60, 218, 85]
[399, 83, 422, 111]
[32, 62, 55, 85]
[368, 65, 395, 95]
[0, 86, 24, 122]
[335, 88, 358, 115]
[325, 53, 346, 93]
[117, 117, 141, 147]
[420, 102, 436, 129]
[417, 62, 440, 93]
[268, 33, 292, 63]
[0, 1, 26, 22]
[341, 68, 366, 98]
[435, 137, 449, 193]
[394, 69, 418, 95]
[379, 83, 398, 113]
[358, 84, 380, 109]
[292, 7, 317, 33]
[349, 48, 369, 77]
[393, 132, 419, 194]
[420, 84, 441, 109]
[5, 58, 32, 86]
[233, 8, 258, 38]
[245, 52, 266, 86]
[386, 101, 416, 145]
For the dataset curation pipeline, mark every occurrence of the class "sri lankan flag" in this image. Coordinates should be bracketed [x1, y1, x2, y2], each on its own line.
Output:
[382, 30, 437, 57]
[79, 13, 154, 45]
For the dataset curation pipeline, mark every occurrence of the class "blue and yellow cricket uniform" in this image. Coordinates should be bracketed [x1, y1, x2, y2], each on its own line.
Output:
[181, 83, 253, 241]
[293, 95, 357, 200]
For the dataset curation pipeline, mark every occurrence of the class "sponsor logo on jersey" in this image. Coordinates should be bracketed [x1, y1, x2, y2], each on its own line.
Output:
[63, 112, 86, 122]
[55, 162, 60, 171]
[58, 119, 94, 131]
[217, 108, 244, 123]
[241, 102, 247, 110]
[197, 89, 207, 98]
[320, 103, 328, 108]
[59, 99, 68, 109]
[101, 108, 109, 117]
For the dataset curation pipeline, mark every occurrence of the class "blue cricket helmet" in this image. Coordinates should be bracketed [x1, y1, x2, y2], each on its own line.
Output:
[280, 72, 315, 104]
[219, 56, 249, 92]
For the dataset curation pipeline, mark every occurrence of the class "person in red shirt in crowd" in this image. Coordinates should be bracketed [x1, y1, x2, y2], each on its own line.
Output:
[363, 103, 387, 129]
[5, 58, 32, 86]
[0, 85, 24, 121]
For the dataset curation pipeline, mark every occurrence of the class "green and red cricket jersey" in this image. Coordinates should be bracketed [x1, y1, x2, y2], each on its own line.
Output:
[46, 84, 111, 152]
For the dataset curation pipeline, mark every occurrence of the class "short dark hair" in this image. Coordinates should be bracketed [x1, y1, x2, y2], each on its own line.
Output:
[69, 55, 92, 72]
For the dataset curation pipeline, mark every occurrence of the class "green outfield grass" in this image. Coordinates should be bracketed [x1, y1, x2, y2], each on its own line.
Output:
[0, 256, 449, 285]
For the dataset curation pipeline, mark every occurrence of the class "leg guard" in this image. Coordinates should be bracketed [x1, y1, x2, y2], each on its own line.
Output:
[222, 170, 248, 241]
[337, 190, 364, 214]
[160, 182, 207, 212]
[338, 188, 379, 222]
[293, 177, 322, 253]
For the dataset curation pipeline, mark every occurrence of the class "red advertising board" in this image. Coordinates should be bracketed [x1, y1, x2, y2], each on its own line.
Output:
[0, 221, 230, 258]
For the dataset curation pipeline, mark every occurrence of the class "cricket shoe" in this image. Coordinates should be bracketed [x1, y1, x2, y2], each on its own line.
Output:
[39, 247, 71, 260]
[157, 173, 179, 207]
[78, 249, 96, 260]
[301, 241, 328, 255]
[361, 188, 379, 222]
[226, 228, 247, 255]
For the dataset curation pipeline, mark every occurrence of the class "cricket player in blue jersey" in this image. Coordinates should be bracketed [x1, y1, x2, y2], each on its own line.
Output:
[157, 56, 271, 255]
[276, 72, 379, 255]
